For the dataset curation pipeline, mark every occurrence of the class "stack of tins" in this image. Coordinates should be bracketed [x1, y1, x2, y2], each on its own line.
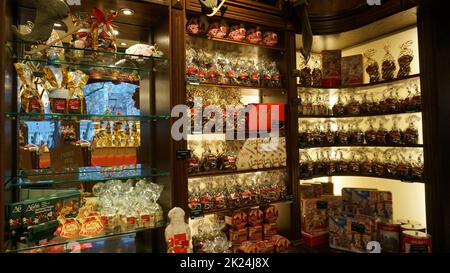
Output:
[378, 219, 431, 253]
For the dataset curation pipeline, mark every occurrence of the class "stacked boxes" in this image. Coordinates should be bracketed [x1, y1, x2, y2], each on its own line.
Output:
[300, 182, 341, 246]
[329, 188, 393, 252]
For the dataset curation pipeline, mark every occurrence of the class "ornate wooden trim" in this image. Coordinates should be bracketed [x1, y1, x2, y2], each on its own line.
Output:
[306, 0, 417, 35]
[186, 0, 287, 29]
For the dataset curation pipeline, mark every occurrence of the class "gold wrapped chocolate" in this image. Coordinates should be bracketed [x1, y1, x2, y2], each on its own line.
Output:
[44, 66, 71, 114]
[14, 63, 44, 113]
[67, 70, 89, 114]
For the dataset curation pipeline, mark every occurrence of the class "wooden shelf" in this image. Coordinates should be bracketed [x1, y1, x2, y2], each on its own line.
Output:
[297, 74, 420, 90]
[187, 81, 286, 92]
[190, 199, 294, 219]
[186, 33, 285, 51]
[298, 111, 422, 119]
[299, 173, 423, 183]
[188, 166, 287, 178]
[299, 143, 423, 149]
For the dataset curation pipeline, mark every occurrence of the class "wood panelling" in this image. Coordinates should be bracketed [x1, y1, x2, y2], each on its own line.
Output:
[417, 1, 450, 252]
[186, 0, 287, 30]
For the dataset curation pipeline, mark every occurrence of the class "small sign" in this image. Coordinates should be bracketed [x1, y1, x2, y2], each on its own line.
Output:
[351, 222, 366, 234]
[189, 209, 204, 219]
[176, 150, 192, 160]
[50, 145, 85, 171]
[316, 201, 328, 210]
[410, 244, 429, 253]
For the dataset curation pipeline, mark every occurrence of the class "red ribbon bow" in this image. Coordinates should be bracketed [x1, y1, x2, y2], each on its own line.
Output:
[92, 8, 117, 30]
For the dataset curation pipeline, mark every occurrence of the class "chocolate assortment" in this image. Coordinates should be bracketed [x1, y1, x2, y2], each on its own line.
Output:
[299, 116, 421, 147]
[186, 46, 282, 87]
[298, 79, 422, 117]
[186, 17, 279, 47]
[299, 148, 423, 181]
[188, 170, 288, 214]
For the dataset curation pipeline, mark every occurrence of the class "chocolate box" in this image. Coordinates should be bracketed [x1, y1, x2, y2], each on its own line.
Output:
[248, 225, 263, 241]
[301, 198, 329, 235]
[341, 54, 364, 86]
[329, 215, 378, 253]
[300, 184, 315, 199]
[8, 190, 80, 230]
[321, 50, 342, 87]
[346, 188, 393, 221]
[263, 222, 278, 240]
[229, 228, 249, 245]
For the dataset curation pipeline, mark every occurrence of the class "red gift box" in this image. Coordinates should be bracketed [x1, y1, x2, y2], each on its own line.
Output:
[246, 103, 286, 131]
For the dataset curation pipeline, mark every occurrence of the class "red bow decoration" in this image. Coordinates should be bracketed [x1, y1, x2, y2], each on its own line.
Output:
[92, 8, 118, 38]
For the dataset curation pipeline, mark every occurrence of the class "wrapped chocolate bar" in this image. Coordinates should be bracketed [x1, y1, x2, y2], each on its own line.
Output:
[246, 27, 263, 44]
[364, 49, 380, 83]
[67, 70, 89, 114]
[14, 63, 44, 113]
[186, 16, 208, 35]
[382, 45, 396, 80]
[91, 8, 118, 52]
[207, 20, 228, 39]
[228, 23, 247, 42]
[44, 66, 69, 114]
[397, 41, 414, 78]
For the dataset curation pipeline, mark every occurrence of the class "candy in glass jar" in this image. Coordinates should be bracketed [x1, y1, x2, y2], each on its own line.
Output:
[311, 55, 322, 87]
[212, 179, 227, 210]
[345, 94, 361, 115]
[397, 41, 414, 78]
[360, 152, 373, 175]
[246, 27, 262, 44]
[364, 49, 380, 83]
[396, 154, 411, 179]
[299, 60, 312, 86]
[228, 23, 247, 41]
[336, 124, 349, 145]
[350, 119, 364, 145]
[199, 181, 214, 211]
[382, 45, 396, 80]
[336, 150, 349, 174]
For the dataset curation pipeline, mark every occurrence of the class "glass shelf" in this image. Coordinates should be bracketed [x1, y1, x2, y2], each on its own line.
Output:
[297, 74, 420, 90]
[8, 168, 170, 188]
[7, 224, 165, 253]
[5, 112, 170, 122]
[10, 40, 168, 73]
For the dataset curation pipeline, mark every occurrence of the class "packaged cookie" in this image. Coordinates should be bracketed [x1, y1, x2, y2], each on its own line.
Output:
[228, 23, 247, 42]
[246, 27, 262, 44]
[186, 16, 208, 35]
[263, 31, 278, 47]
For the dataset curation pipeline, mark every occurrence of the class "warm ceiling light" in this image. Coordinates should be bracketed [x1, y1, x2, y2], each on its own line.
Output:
[120, 42, 128, 46]
[54, 23, 62, 28]
[120, 8, 135, 16]
[113, 30, 120, 36]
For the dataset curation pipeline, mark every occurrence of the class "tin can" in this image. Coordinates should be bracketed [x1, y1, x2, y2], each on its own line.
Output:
[378, 222, 401, 253]
[402, 231, 432, 253]
[401, 223, 426, 233]
[395, 219, 421, 225]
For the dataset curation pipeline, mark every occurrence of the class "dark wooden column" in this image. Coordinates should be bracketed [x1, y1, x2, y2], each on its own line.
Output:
[170, 0, 189, 212]
[417, 1, 450, 252]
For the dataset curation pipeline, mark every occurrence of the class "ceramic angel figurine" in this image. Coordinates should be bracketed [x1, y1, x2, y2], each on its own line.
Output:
[165, 207, 191, 253]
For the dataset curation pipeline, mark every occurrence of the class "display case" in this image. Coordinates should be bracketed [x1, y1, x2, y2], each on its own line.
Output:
[295, 6, 429, 252]
[1, 0, 172, 253]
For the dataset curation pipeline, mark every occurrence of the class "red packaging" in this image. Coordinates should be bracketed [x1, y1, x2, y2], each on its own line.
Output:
[238, 241, 258, 253]
[301, 231, 329, 247]
[247, 103, 286, 131]
[255, 240, 275, 253]
[225, 211, 248, 229]
[401, 231, 432, 253]
[263, 223, 277, 240]
[264, 206, 279, 224]
[248, 208, 264, 227]
[270, 235, 291, 253]
[229, 228, 249, 245]
[248, 225, 263, 241]
[321, 50, 342, 87]
[167, 233, 190, 253]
